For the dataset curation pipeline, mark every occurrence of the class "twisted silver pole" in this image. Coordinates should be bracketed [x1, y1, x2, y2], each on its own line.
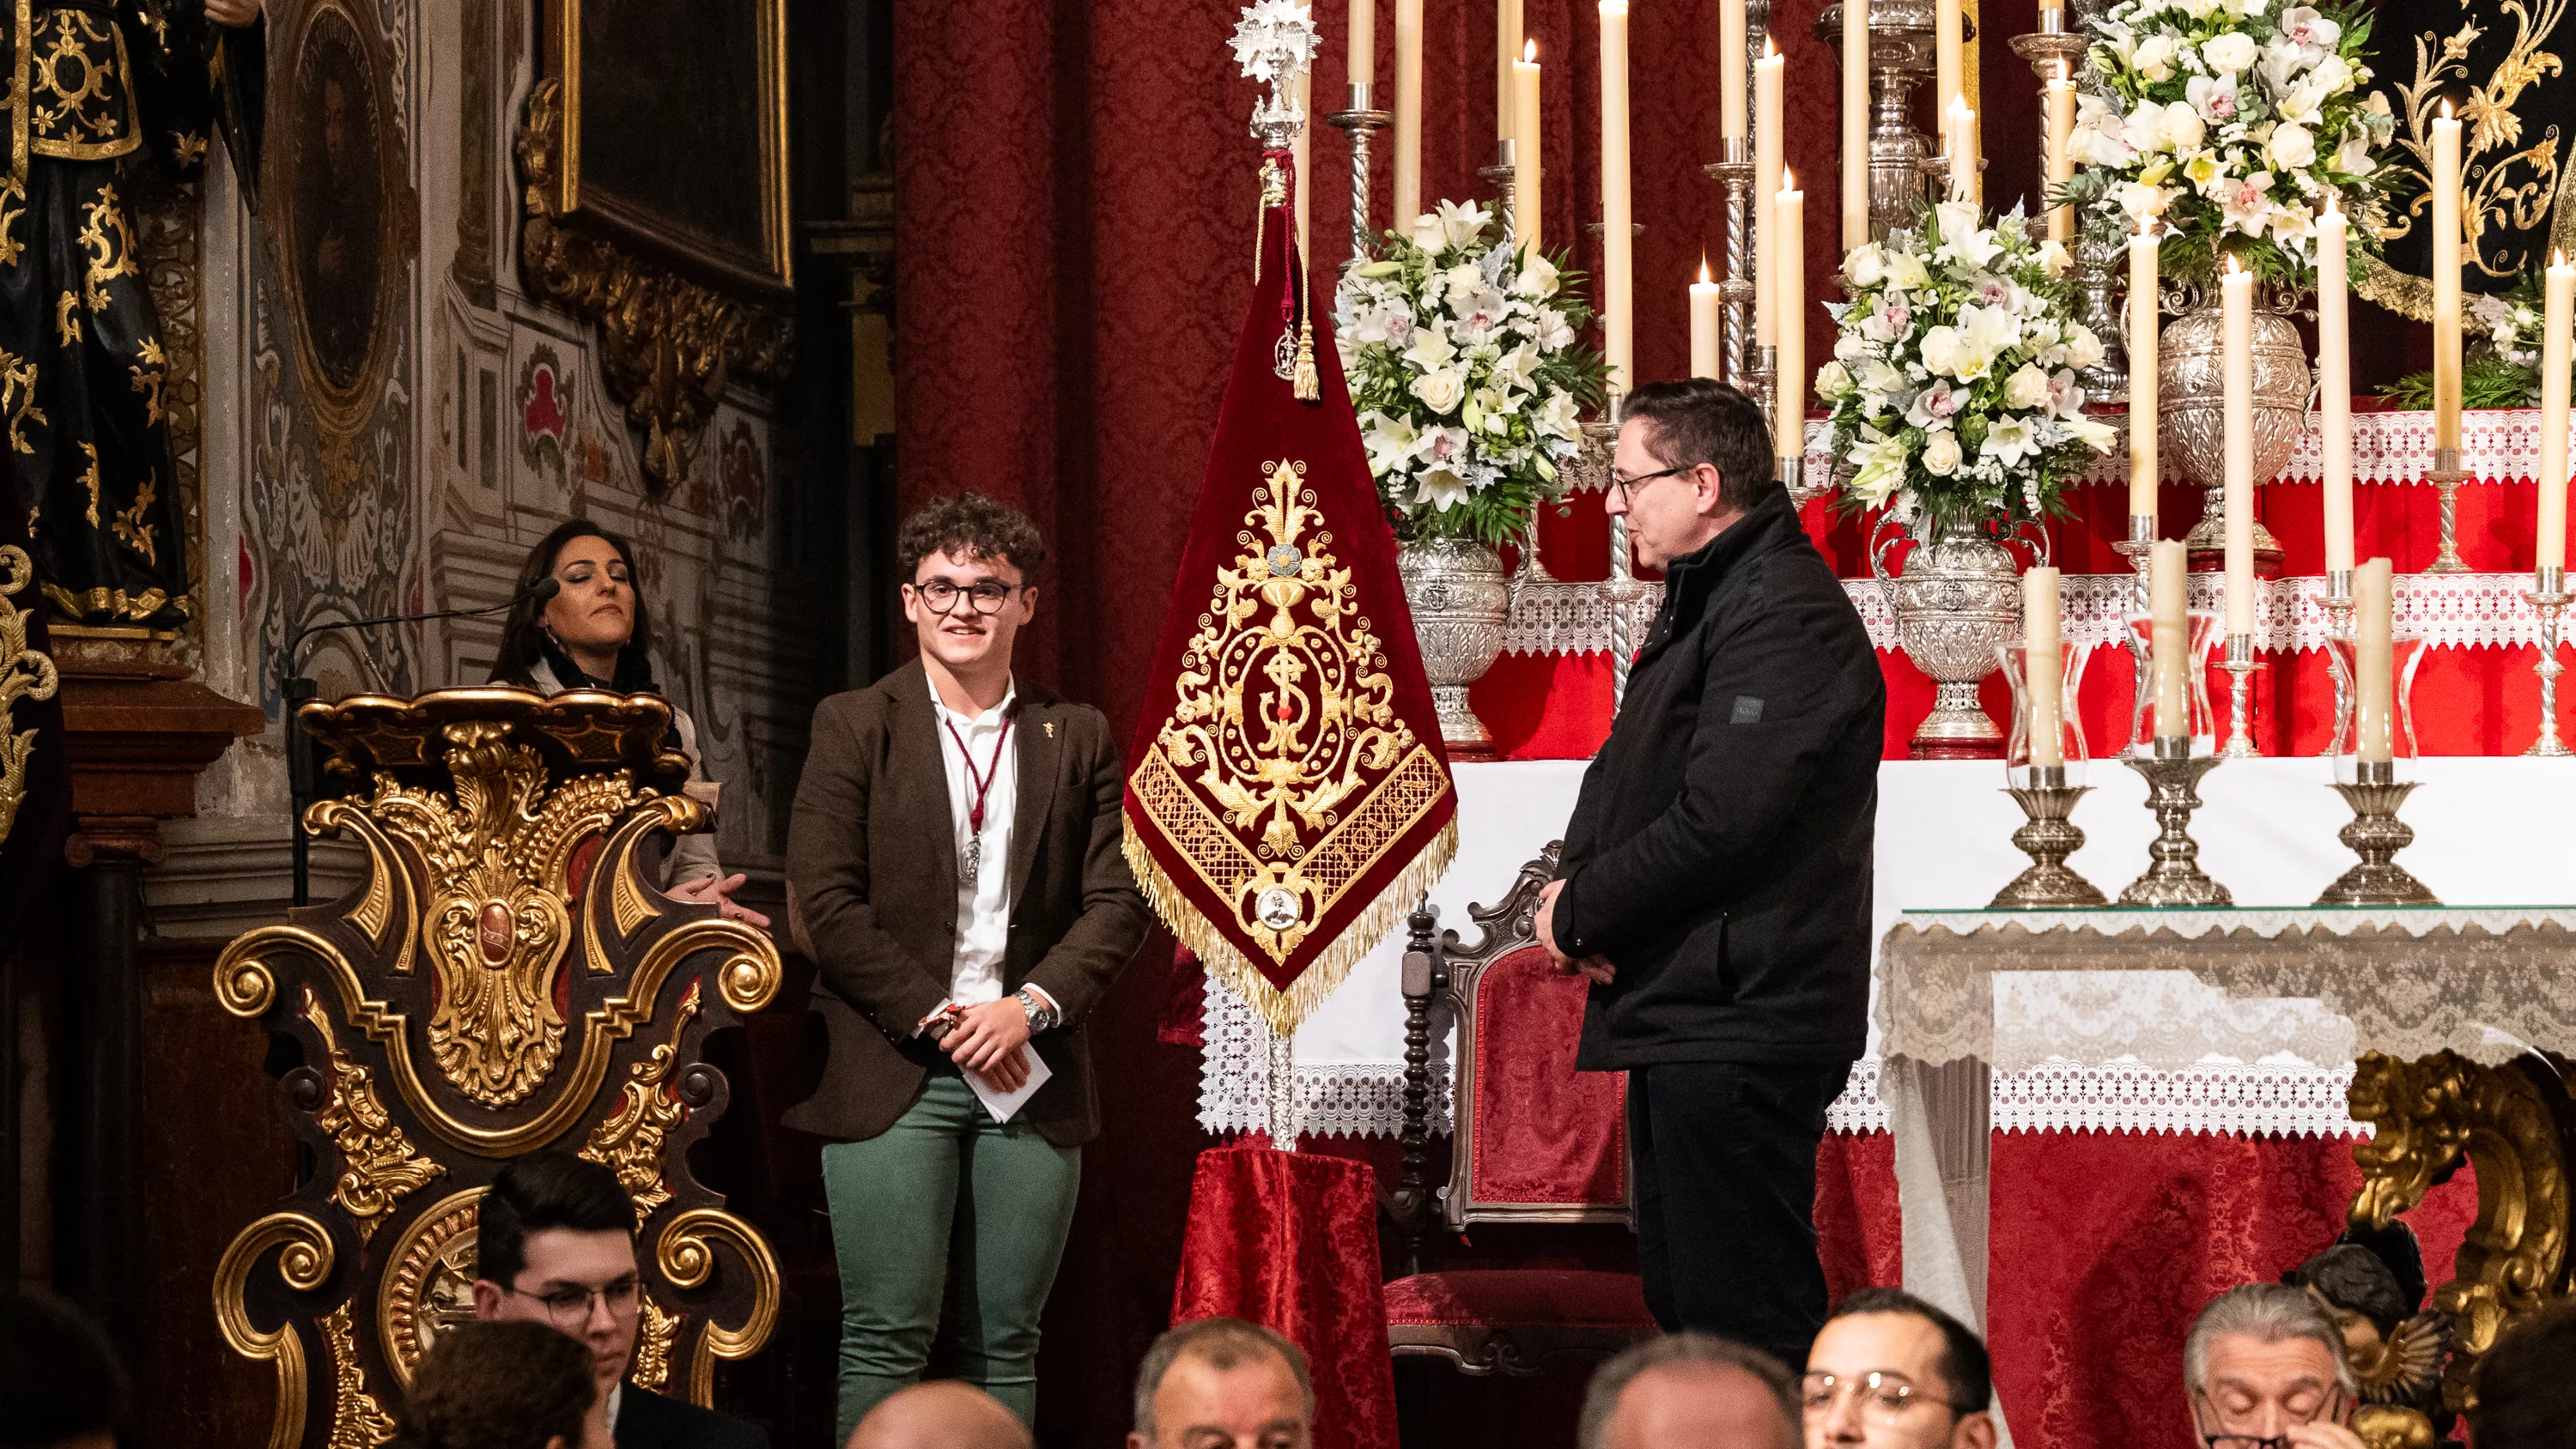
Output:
[1325, 86, 1392, 270]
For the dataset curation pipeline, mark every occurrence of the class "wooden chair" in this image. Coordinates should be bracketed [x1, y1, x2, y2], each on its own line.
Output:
[1382, 843, 1658, 1375]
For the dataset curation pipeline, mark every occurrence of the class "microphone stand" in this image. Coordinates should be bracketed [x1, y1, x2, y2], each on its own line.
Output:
[283, 578, 559, 906]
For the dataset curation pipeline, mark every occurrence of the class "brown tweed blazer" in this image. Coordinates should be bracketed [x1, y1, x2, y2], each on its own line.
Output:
[781, 661, 1150, 1147]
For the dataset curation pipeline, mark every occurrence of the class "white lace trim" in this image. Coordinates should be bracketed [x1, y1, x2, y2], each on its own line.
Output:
[1198, 973, 1456, 1138]
[1800, 407, 2570, 488]
[1899, 905, 2576, 939]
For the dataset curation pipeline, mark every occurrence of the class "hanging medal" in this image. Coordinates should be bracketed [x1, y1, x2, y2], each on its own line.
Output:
[945, 712, 1014, 887]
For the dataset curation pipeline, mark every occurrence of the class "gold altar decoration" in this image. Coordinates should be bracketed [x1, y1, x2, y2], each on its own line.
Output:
[517, 78, 789, 494]
[213, 688, 783, 1440]
[0, 541, 56, 840]
[2347, 1050, 2573, 1425]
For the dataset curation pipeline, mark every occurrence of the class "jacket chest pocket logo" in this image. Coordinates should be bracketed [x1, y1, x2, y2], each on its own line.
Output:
[1730, 695, 1765, 724]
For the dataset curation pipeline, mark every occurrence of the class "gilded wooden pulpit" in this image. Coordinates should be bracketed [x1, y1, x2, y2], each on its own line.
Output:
[210, 687, 783, 1443]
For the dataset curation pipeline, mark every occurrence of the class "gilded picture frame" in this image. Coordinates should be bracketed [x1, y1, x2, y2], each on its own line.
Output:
[551, 0, 793, 297]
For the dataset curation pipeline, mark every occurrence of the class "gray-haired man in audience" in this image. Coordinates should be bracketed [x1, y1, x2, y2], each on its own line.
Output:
[1127, 1318, 1313, 1449]
[2185, 1283, 2364, 1449]
[1581, 1333, 1801, 1449]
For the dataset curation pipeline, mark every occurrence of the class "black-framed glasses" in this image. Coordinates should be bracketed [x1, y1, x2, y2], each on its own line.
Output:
[2192, 1385, 2345, 1449]
[510, 1276, 641, 1326]
[1800, 1371, 1958, 1425]
[1607, 464, 1691, 506]
[910, 579, 1023, 615]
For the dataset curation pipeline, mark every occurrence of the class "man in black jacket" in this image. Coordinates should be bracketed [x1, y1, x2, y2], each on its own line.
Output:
[1536, 378, 1885, 1370]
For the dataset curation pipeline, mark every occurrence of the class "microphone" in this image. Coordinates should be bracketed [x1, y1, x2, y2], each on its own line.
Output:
[282, 573, 565, 906]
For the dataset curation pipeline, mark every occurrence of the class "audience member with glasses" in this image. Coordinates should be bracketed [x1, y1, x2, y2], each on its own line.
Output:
[1801, 1288, 1996, 1449]
[471, 1152, 768, 1449]
[2183, 1284, 2363, 1449]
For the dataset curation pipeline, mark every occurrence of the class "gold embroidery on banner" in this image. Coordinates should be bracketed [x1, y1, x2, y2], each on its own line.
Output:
[79, 184, 137, 311]
[170, 130, 204, 167]
[580, 977, 700, 1222]
[39, 580, 178, 621]
[2379, 1, 2572, 305]
[298, 985, 443, 1245]
[0, 345, 44, 452]
[318, 1303, 398, 1449]
[26, 14, 137, 161]
[0, 543, 59, 845]
[54, 291, 76, 345]
[0, 176, 26, 268]
[112, 467, 155, 564]
[131, 335, 164, 422]
[75, 440, 97, 524]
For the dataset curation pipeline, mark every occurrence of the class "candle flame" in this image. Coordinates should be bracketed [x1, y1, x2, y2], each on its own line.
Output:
[2322, 193, 2340, 217]
[1523, 38, 1537, 62]
[2439, 99, 2452, 120]
[2225, 254, 2244, 276]
[2559, 249, 2568, 269]
[1763, 34, 1778, 58]
[1783, 167, 1796, 191]
[1699, 256, 1712, 285]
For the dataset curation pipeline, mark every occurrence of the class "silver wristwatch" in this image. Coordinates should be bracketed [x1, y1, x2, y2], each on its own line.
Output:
[1015, 986, 1055, 1034]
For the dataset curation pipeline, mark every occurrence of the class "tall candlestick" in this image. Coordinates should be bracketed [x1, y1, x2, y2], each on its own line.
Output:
[1754, 42, 1783, 347]
[1394, 0, 1423, 226]
[1350, 0, 1375, 83]
[1944, 95, 1978, 205]
[2045, 70, 2076, 244]
[2354, 557, 2394, 763]
[1842, 0, 1870, 252]
[1692, 260, 1722, 379]
[2151, 539, 2189, 741]
[2025, 567, 2065, 767]
[2433, 106, 2463, 453]
[2544, 252, 2573, 571]
[1777, 174, 1807, 434]
[2318, 202, 2354, 575]
[1936, 0, 1964, 132]
[1601, 1, 1633, 392]
[2129, 227, 2159, 522]
[1497, 0, 1523, 145]
[1515, 41, 1543, 256]
[2222, 259, 2255, 638]
[1722, 0, 1748, 140]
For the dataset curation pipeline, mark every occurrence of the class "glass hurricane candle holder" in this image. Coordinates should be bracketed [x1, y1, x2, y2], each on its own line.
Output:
[2123, 609, 2221, 760]
[2318, 632, 2438, 906]
[2324, 633, 2429, 785]
[1992, 639, 2106, 906]
[2001, 640, 2092, 790]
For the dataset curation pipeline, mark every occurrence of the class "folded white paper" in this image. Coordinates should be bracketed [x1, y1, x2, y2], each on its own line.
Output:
[967, 1047, 1051, 1124]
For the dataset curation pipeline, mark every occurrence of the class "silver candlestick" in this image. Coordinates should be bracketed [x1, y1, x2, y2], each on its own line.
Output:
[1701, 138, 1756, 386]
[2008, 29, 2087, 217]
[2320, 568, 2354, 758]
[2528, 565, 2571, 756]
[1991, 770, 2109, 907]
[1747, 343, 1779, 441]
[1818, 0, 1942, 239]
[2426, 447, 2471, 574]
[1324, 85, 1393, 270]
[2315, 761, 2439, 906]
[2117, 750, 2232, 906]
[1480, 137, 1519, 250]
[2218, 631, 2259, 757]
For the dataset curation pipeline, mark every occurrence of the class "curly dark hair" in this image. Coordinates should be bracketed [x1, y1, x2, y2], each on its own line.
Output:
[398, 1320, 594, 1449]
[489, 518, 653, 689]
[896, 493, 1048, 584]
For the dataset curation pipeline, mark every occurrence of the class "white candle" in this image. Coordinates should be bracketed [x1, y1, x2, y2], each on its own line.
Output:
[1293, 68, 1312, 262]
[2222, 259, 2255, 638]
[1692, 260, 1722, 379]
[1515, 41, 1542, 256]
[1351, 0, 1375, 85]
[2129, 226, 2159, 522]
[1601, 1, 1633, 393]
[1843, 0, 1870, 252]
[2433, 106, 2463, 453]
[2024, 567, 2065, 768]
[1754, 42, 1783, 347]
[2543, 252, 2573, 572]
[1498, 0, 1523, 145]
[2045, 70, 2076, 244]
[1394, 0, 1423, 227]
[1944, 95, 1978, 205]
[2151, 539, 2189, 741]
[2354, 557, 2395, 763]
[1777, 175, 1806, 435]
[1936, 0, 1963, 134]
[2318, 202, 2354, 575]
[1721, 0, 1748, 140]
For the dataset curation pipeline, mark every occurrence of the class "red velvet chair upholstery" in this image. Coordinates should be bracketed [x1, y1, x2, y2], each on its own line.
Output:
[1382, 845, 1657, 1375]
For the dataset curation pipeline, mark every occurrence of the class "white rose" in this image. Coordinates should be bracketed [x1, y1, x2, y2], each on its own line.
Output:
[2160, 102, 2207, 151]
[2201, 31, 2259, 74]
[2037, 239, 2074, 278]
[1442, 263, 1487, 306]
[1845, 243, 1887, 288]
[1411, 367, 1467, 415]
[1922, 428, 1964, 476]
[2063, 324, 2107, 370]
[1407, 212, 1446, 250]
[2123, 100, 2168, 156]
[2268, 122, 2316, 172]
[1918, 325, 1966, 377]
[2004, 364, 2051, 409]
[1514, 252, 1561, 299]
[1816, 361, 1856, 401]
[2132, 33, 2178, 82]
[2309, 54, 2351, 95]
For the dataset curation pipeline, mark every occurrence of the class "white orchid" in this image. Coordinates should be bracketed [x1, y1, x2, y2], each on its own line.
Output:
[1434, 199, 1492, 252]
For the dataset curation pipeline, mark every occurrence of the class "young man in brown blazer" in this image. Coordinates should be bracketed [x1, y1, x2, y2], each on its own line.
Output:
[783, 494, 1150, 1440]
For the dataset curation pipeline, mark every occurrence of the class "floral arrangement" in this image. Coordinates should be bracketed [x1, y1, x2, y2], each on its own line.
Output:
[2382, 271, 2548, 409]
[1816, 202, 2118, 536]
[1335, 200, 1611, 546]
[2066, 0, 2392, 284]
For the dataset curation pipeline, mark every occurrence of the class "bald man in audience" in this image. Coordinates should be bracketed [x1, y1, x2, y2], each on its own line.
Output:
[1127, 1318, 1313, 1449]
[1580, 1334, 1801, 1449]
[844, 1382, 1031, 1449]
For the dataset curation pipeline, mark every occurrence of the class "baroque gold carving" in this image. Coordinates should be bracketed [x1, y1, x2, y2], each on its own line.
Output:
[631, 1290, 683, 1392]
[300, 985, 443, 1243]
[657, 1209, 781, 1409]
[581, 978, 701, 1222]
[213, 1211, 337, 1449]
[0, 543, 58, 843]
[2348, 1051, 2570, 1414]
[515, 77, 787, 492]
[319, 1302, 399, 1449]
[378, 1190, 483, 1389]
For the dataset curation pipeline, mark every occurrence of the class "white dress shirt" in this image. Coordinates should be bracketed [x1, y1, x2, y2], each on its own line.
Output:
[930, 683, 1018, 1007]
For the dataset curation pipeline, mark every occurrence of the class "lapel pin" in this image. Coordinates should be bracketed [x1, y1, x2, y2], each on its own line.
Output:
[1044, 721, 1056, 739]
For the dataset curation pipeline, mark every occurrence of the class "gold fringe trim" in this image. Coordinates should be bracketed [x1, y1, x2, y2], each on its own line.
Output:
[1124, 815, 1458, 1041]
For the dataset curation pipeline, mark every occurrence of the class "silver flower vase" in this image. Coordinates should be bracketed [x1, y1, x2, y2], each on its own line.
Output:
[1872, 512, 2022, 758]
[2160, 285, 2303, 565]
[1397, 537, 1511, 757]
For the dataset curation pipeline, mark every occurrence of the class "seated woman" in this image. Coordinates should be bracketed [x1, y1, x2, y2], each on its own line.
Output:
[492, 519, 769, 927]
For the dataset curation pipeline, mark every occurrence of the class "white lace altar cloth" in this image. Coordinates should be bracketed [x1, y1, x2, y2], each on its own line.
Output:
[1507, 572, 2542, 658]
[1799, 407, 2570, 488]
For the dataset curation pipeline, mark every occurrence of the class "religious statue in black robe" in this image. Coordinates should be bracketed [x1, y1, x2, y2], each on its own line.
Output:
[14, 0, 262, 630]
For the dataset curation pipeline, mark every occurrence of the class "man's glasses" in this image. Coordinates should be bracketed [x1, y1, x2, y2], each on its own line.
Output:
[910, 579, 1023, 615]
[511, 1276, 641, 1326]
[1800, 1371, 1957, 1426]
[1607, 464, 1691, 507]
[2193, 1386, 2344, 1449]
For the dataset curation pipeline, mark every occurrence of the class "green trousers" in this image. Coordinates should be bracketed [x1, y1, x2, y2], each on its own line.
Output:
[819, 1070, 1081, 1438]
